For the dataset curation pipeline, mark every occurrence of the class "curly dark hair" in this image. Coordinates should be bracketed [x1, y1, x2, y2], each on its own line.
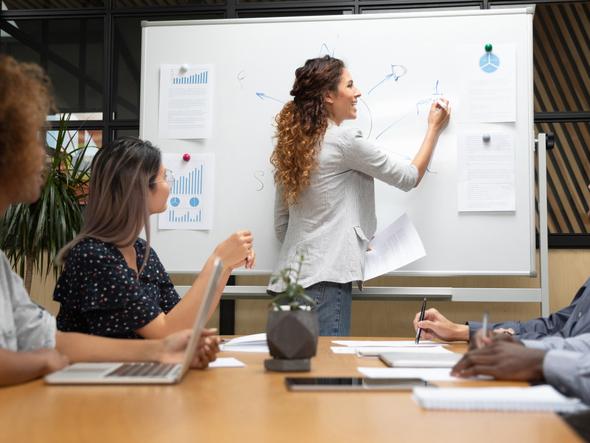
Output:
[0, 55, 54, 193]
[270, 56, 344, 205]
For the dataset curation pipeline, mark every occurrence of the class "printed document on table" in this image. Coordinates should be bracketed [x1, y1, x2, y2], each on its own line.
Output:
[457, 132, 515, 212]
[332, 340, 438, 347]
[159, 64, 213, 139]
[363, 213, 426, 280]
[159, 153, 214, 230]
[456, 44, 516, 123]
[331, 346, 453, 356]
[358, 367, 463, 382]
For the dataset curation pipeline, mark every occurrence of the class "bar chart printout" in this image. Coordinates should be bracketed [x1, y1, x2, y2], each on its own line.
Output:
[158, 64, 214, 139]
[159, 153, 214, 230]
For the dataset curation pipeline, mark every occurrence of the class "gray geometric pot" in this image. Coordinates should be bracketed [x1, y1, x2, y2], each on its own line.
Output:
[266, 310, 319, 360]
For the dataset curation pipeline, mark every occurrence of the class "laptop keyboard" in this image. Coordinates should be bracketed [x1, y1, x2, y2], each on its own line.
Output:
[106, 362, 177, 378]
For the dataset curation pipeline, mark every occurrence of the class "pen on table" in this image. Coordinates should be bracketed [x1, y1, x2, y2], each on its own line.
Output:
[415, 297, 427, 344]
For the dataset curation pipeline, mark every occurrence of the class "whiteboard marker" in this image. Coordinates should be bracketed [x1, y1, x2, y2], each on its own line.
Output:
[435, 98, 448, 110]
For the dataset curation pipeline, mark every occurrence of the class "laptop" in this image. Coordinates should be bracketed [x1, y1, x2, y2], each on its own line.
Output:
[45, 258, 223, 385]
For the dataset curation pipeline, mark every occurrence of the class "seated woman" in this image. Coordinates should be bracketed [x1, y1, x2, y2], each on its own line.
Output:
[53, 137, 255, 339]
[0, 55, 218, 386]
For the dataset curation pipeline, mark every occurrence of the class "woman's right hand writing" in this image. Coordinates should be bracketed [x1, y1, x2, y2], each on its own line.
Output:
[413, 307, 468, 342]
[214, 230, 254, 270]
[427, 99, 451, 133]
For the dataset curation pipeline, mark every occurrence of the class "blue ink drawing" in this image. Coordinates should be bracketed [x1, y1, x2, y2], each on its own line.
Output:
[479, 52, 500, 74]
[367, 65, 408, 95]
[189, 197, 200, 207]
[170, 197, 180, 207]
[255, 92, 285, 104]
[319, 43, 334, 57]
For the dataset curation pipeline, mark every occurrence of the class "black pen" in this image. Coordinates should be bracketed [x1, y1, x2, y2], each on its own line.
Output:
[415, 297, 427, 344]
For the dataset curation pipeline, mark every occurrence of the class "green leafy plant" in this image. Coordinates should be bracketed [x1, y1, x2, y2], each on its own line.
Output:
[0, 114, 91, 291]
[269, 253, 317, 311]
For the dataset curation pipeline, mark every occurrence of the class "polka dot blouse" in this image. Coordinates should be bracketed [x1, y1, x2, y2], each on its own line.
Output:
[54, 237, 180, 339]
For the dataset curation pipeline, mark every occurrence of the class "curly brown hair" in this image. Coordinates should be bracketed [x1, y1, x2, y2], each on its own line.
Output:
[271, 56, 344, 205]
[0, 55, 54, 193]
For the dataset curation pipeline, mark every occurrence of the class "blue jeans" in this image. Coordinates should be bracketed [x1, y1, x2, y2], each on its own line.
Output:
[305, 281, 352, 336]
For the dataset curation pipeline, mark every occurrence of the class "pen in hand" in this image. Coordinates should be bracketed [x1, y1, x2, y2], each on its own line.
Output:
[415, 297, 427, 344]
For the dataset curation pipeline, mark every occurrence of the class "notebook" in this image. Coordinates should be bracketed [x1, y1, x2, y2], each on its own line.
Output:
[44, 258, 223, 385]
[379, 351, 462, 368]
[413, 385, 588, 413]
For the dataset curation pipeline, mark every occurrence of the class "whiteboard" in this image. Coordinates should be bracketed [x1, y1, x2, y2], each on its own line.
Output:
[140, 8, 535, 276]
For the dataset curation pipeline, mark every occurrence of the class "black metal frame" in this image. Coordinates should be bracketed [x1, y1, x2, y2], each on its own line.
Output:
[1, 0, 589, 249]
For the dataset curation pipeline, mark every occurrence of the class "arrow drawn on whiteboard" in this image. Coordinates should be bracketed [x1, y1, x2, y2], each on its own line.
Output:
[375, 112, 412, 140]
[319, 43, 334, 57]
[254, 170, 265, 191]
[367, 65, 408, 95]
[256, 92, 285, 104]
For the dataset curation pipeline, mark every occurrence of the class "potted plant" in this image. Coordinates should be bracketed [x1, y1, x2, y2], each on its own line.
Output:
[0, 114, 91, 291]
[265, 254, 319, 372]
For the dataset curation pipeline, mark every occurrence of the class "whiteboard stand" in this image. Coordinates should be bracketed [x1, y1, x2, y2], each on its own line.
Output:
[178, 133, 550, 330]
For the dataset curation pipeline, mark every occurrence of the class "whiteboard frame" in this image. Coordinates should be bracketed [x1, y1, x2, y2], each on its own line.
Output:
[141, 7, 539, 280]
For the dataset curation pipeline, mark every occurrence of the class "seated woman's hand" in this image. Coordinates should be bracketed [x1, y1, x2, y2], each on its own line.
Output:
[215, 230, 253, 270]
[34, 348, 70, 375]
[160, 328, 220, 369]
[413, 308, 469, 342]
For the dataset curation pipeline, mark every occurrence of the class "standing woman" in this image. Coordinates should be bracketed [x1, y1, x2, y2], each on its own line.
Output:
[54, 137, 255, 339]
[268, 55, 450, 336]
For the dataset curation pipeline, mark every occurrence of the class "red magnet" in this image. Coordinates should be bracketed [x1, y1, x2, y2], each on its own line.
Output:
[182, 153, 191, 162]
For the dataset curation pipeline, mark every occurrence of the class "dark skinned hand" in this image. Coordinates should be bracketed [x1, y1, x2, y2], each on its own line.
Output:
[451, 336, 546, 381]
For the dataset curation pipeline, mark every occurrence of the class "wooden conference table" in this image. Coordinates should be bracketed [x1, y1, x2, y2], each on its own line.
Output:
[0, 338, 582, 443]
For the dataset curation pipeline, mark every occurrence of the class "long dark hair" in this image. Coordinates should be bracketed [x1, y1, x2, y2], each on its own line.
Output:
[58, 137, 161, 273]
[270, 55, 344, 205]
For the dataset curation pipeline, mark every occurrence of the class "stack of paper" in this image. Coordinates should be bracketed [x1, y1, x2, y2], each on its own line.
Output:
[358, 367, 465, 382]
[413, 385, 588, 413]
[221, 333, 269, 353]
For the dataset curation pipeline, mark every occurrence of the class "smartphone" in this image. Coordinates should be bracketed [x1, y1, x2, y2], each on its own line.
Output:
[284, 377, 433, 391]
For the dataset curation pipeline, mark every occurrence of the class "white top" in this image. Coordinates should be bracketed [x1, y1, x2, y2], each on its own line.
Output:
[0, 250, 56, 351]
[268, 124, 417, 292]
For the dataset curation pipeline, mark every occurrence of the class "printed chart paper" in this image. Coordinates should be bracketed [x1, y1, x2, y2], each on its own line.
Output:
[159, 64, 213, 139]
[159, 153, 214, 230]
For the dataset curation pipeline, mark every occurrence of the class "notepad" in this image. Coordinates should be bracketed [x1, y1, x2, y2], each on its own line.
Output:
[379, 351, 462, 368]
[413, 385, 588, 413]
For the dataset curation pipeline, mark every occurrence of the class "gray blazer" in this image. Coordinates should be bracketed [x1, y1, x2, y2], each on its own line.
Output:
[268, 123, 418, 292]
[468, 278, 590, 340]
[524, 334, 590, 405]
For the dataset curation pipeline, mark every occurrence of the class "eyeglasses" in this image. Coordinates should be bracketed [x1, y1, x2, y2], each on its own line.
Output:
[151, 168, 175, 186]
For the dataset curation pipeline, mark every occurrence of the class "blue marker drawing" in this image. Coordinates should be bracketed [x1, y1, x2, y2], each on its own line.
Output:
[189, 197, 200, 207]
[375, 113, 411, 140]
[170, 197, 180, 207]
[237, 70, 246, 89]
[256, 92, 285, 104]
[367, 65, 408, 95]
[432, 79, 443, 98]
[416, 80, 444, 115]
[359, 98, 373, 139]
[254, 170, 265, 191]
[479, 52, 500, 73]
[319, 43, 334, 57]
